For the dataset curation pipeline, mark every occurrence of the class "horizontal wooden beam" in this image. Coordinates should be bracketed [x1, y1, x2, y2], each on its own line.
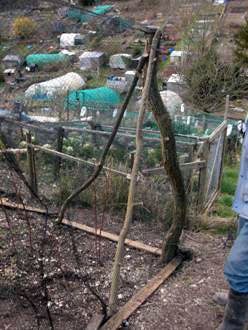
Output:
[0, 148, 38, 154]
[100, 256, 183, 330]
[1, 118, 56, 135]
[62, 219, 162, 256]
[0, 197, 162, 256]
[142, 160, 206, 176]
[101, 125, 202, 141]
[0, 197, 55, 215]
[63, 126, 168, 142]
[27, 143, 130, 178]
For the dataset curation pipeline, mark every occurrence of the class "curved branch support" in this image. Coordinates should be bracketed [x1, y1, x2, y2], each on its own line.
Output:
[57, 56, 148, 224]
[148, 30, 187, 264]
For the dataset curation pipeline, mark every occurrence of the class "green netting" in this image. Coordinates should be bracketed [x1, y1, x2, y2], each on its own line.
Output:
[26, 53, 68, 67]
[99, 15, 134, 33]
[64, 87, 121, 110]
[121, 111, 238, 137]
[66, 5, 113, 23]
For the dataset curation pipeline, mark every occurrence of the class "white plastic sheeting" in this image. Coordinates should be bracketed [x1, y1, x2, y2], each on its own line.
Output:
[136, 90, 184, 117]
[25, 72, 85, 99]
[160, 90, 184, 116]
[167, 73, 186, 96]
[60, 33, 82, 47]
[79, 51, 105, 71]
[109, 54, 132, 69]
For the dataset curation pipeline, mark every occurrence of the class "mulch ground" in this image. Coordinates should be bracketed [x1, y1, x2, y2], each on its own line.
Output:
[0, 197, 231, 330]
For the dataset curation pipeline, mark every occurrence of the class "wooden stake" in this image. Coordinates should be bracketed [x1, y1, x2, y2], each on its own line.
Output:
[26, 132, 38, 195]
[198, 141, 209, 212]
[108, 29, 155, 316]
[54, 127, 64, 179]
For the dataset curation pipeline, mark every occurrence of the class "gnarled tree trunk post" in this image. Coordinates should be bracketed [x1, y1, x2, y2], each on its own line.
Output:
[148, 29, 187, 264]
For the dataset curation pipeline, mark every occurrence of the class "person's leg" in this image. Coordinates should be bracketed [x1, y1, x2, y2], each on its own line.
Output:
[217, 217, 248, 329]
[224, 217, 248, 293]
[213, 216, 246, 306]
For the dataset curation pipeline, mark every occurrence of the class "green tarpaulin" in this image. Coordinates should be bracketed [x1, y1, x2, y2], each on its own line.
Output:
[26, 53, 68, 67]
[66, 5, 113, 23]
[65, 87, 120, 110]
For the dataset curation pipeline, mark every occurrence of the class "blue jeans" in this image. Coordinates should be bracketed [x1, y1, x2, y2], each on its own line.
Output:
[224, 216, 248, 293]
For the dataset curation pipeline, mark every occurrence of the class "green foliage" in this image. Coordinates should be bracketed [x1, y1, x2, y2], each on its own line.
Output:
[0, 65, 4, 83]
[220, 166, 239, 195]
[234, 18, 248, 67]
[182, 48, 248, 112]
[212, 163, 239, 218]
[53, 175, 75, 205]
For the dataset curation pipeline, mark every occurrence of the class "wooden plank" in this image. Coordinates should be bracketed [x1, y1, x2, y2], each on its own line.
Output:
[86, 314, 105, 330]
[100, 256, 183, 330]
[142, 160, 206, 176]
[0, 197, 162, 256]
[208, 121, 227, 143]
[203, 189, 219, 214]
[0, 197, 55, 215]
[0, 148, 36, 154]
[62, 219, 162, 256]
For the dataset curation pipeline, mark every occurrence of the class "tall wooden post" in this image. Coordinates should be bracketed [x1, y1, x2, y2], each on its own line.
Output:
[198, 140, 209, 212]
[54, 127, 64, 179]
[218, 95, 229, 190]
[26, 132, 38, 195]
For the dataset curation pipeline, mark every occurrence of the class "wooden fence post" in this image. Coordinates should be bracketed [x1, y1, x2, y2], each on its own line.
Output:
[26, 132, 38, 194]
[54, 127, 64, 179]
[218, 95, 229, 190]
[198, 140, 209, 212]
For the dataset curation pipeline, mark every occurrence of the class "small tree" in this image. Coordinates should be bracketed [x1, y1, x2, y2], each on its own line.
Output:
[180, 48, 248, 113]
[234, 18, 248, 67]
[12, 16, 36, 39]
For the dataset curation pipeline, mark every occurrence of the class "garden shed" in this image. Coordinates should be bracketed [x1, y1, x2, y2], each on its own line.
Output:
[60, 33, 85, 47]
[25, 72, 85, 99]
[2, 54, 22, 69]
[109, 54, 132, 69]
[170, 50, 188, 64]
[79, 51, 105, 71]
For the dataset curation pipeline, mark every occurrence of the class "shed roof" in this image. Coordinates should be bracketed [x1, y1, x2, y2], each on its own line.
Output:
[2, 55, 22, 63]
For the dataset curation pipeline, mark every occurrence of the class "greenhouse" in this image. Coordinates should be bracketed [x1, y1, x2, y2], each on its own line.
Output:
[25, 72, 85, 100]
